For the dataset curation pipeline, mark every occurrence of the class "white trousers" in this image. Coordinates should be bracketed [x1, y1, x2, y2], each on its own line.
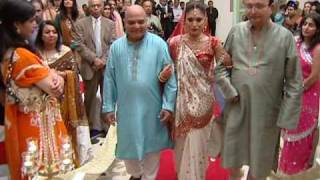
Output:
[123, 152, 160, 180]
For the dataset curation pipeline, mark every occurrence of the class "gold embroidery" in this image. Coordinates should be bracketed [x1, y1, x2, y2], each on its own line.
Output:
[174, 39, 215, 138]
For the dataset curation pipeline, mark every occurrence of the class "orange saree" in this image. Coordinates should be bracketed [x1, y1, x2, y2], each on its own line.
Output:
[2, 48, 69, 180]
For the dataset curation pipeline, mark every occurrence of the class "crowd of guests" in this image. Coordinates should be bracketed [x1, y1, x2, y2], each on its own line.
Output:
[274, 0, 320, 34]
[272, 0, 320, 176]
[1, 0, 320, 179]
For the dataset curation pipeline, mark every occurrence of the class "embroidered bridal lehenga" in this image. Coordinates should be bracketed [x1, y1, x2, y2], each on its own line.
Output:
[169, 34, 226, 180]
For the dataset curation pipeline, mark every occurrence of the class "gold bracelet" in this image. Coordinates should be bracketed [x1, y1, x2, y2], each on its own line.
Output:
[159, 75, 166, 83]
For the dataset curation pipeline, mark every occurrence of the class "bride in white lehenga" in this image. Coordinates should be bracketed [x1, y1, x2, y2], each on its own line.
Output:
[162, 2, 233, 179]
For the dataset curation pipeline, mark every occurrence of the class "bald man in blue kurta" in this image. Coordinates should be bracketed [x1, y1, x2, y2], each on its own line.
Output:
[102, 5, 177, 180]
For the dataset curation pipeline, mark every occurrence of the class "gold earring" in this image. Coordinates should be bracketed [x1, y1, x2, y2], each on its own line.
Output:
[203, 22, 207, 32]
[17, 28, 21, 34]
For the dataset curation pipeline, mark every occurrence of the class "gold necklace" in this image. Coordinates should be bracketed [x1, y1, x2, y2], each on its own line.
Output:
[42, 49, 58, 65]
[184, 34, 207, 52]
[185, 34, 204, 43]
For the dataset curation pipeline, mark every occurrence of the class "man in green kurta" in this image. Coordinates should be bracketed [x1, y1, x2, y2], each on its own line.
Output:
[142, 0, 164, 37]
[215, 0, 303, 179]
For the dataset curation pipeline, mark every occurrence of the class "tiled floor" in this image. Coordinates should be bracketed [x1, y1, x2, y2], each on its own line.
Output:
[89, 137, 129, 180]
[97, 159, 130, 180]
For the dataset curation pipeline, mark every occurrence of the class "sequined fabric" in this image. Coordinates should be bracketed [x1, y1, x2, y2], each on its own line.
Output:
[3, 48, 71, 180]
[41, 46, 89, 166]
[279, 41, 320, 175]
[42, 47, 87, 127]
[173, 37, 216, 138]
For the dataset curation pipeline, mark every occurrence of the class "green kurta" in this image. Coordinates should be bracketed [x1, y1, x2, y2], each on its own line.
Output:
[215, 21, 303, 177]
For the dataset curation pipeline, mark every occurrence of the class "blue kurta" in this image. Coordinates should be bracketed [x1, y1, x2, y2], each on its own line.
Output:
[102, 32, 177, 160]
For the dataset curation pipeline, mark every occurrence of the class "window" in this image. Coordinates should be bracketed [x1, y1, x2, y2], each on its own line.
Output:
[233, 0, 286, 24]
[233, 0, 246, 23]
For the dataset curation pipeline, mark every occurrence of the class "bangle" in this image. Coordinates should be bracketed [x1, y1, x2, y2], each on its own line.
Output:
[158, 75, 166, 83]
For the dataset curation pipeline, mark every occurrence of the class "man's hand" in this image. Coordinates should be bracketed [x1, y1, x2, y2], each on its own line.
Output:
[93, 58, 105, 70]
[160, 109, 172, 123]
[105, 112, 116, 126]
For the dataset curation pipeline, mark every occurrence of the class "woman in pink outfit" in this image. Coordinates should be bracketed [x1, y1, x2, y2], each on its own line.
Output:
[279, 12, 320, 175]
[104, 0, 124, 38]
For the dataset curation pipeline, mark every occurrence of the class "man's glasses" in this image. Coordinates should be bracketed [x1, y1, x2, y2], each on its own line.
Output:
[244, 4, 268, 11]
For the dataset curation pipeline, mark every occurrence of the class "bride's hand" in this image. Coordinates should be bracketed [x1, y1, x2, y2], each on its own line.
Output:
[223, 53, 233, 69]
[159, 64, 173, 83]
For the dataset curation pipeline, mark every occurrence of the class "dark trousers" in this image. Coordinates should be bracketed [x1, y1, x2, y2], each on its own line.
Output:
[83, 70, 105, 131]
[209, 22, 216, 36]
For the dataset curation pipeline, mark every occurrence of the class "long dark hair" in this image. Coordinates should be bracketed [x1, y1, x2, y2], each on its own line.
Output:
[312, 1, 320, 14]
[300, 13, 320, 51]
[35, 21, 62, 52]
[59, 0, 79, 21]
[302, 1, 312, 17]
[0, 0, 36, 60]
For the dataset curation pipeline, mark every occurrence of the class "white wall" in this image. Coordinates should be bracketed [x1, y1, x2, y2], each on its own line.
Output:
[212, 0, 233, 42]
[77, 0, 87, 6]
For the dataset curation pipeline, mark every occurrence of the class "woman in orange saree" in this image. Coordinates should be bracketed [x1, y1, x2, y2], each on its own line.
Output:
[0, 1, 73, 179]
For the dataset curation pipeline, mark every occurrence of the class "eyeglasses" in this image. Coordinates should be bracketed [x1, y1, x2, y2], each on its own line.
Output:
[244, 3, 268, 11]
[90, 4, 102, 8]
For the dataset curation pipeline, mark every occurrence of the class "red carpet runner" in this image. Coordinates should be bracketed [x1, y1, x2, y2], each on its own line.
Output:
[156, 149, 230, 180]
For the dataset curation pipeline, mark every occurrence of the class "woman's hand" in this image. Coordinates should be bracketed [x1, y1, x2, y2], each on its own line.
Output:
[223, 53, 233, 69]
[35, 69, 64, 98]
[50, 70, 64, 97]
[159, 64, 174, 83]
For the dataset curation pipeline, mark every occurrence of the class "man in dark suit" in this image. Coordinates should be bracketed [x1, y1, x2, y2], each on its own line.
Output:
[74, 0, 115, 137]
[206, 0, 218, 36]
[155, 0, 174, 40]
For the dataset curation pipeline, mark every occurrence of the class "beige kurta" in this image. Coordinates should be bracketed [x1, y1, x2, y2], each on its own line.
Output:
[215, 21, 303, 178]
